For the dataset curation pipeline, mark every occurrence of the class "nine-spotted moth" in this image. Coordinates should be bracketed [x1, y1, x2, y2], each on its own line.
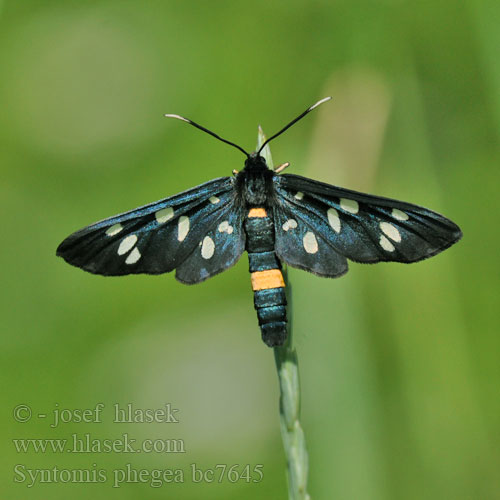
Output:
[57, 98, 462, 346]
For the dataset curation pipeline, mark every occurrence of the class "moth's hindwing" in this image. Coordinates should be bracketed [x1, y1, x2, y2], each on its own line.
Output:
[57, 177, 245, 281]
[273, 205, 348, 278]
[175, 205, 245, 284]
[273, 174, 462, 277]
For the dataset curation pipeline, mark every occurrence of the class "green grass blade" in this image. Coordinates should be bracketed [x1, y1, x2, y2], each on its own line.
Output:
[257, 127, 310, 500]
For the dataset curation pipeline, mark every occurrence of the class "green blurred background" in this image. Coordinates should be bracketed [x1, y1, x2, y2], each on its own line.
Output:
[1, 1, 499, 498]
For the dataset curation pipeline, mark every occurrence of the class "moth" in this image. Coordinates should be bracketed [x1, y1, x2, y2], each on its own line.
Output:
[57, 97, 462, 347]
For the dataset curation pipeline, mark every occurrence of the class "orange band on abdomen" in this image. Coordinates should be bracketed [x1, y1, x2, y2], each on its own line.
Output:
[248, 208, 267, 218]
[251, 269, 285, 291]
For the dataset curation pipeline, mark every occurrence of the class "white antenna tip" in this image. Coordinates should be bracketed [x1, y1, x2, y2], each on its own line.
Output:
[308, 96, 332, 111]
[164, 114, 190, 123]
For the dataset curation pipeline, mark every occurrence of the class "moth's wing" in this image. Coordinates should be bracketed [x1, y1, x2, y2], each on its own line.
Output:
[57, 177, 245, 280]
[271, 205, 349, 278]
[175, 204, 245, 284]
[273, 174, 462, 277]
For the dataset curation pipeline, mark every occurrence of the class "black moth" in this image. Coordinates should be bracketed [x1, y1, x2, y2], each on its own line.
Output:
[57, 97, 462, 347]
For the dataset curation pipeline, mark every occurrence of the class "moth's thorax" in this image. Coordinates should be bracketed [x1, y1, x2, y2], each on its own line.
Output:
[237, 153, 275, 205]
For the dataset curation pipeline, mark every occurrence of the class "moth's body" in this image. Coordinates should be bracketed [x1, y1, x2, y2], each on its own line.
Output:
[235, 154, 287, 346]
[57, 99, 462, 347]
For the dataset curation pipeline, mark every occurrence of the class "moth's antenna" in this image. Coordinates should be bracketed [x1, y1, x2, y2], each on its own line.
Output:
[257, 96, 332, 154]
[165, 114, 249, 158]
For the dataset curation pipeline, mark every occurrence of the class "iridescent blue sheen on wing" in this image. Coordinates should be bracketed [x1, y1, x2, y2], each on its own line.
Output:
[273, 174, 462, 276]
[175, 205, 245, 284]
[56, 177, 245, 279]
[272, 204, 348, 277]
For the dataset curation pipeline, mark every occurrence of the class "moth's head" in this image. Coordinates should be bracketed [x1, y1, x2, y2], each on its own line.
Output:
[244, 152, 269, 171]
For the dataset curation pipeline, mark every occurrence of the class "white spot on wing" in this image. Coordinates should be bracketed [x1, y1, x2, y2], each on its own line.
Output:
[201, 236, 215, 259]
[282, 219, 298, 231]
[106, 223, 123, 236]
[125, 247, 141, 264]
[218, 220, 234, 234]
[380, 222, 401, 242]
[209, 196, 220, 204]
[340, 198, 359, 214]
[177, 216, 190, 241]
[155, 207, 174, 224]
[117, 234, 137, 255]
[294, 192, 304, 200]
[303, 231, 319, 254]
[391, 208, 409, 221]
[379, 235, 395, 252]
[327, 208, 341, 233]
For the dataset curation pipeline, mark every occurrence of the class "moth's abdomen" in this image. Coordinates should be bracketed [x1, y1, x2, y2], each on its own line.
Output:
[245, 207, 287, 347]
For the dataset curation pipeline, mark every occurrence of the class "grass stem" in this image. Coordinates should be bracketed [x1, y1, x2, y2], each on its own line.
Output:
[257, 127, 310, 500]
